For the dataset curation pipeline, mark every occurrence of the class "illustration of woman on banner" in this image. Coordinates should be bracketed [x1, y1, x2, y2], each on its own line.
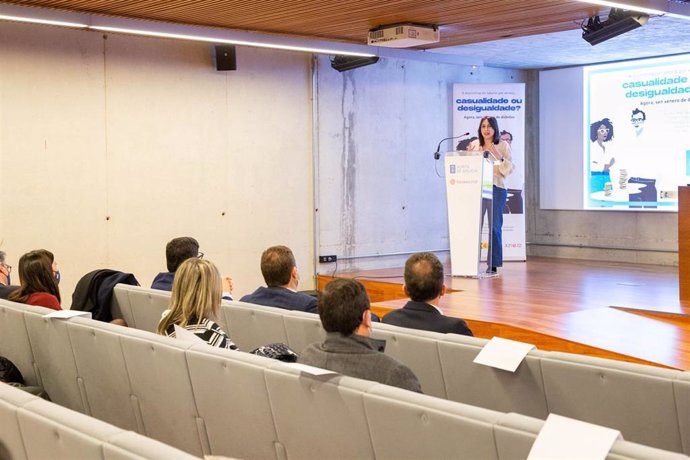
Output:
[589, 117, 615, 195]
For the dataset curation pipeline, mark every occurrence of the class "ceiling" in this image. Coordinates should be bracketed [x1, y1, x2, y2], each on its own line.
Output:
[2, 0, 690, 69]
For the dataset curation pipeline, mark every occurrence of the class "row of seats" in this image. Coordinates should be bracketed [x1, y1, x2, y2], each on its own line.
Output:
[112, 284, 690, 455]
[0, 379, 197, 460]
[1, 296, 687, 460]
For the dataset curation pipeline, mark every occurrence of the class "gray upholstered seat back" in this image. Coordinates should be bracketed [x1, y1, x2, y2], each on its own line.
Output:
[0, 383, 199, 460]
[363, 383, 502, 460]
[370, 322, 447, 398]
[22, 305, 84, 412]
[67, 318, 139, 431]
[439, 334, 549, 418]
[185, 345, 280, 460]
[118, 329, 208, 456]
[283, 310, 325, 354]
[219, 300, 288, 350]
[541, 352, 683, 453]
[265, 365, 378, 460]
[674, 371, 690, 454]
[0, 299, 39, 386]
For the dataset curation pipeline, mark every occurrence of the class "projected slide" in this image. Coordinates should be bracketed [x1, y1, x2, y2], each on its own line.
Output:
[585, 54, 690, 211]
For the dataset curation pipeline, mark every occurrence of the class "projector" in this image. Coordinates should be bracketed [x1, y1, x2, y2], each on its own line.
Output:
[582, 9, 649, 45]
[367, 23, 440, 48]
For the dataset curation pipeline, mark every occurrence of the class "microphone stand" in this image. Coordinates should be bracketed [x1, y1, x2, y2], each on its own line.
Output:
[433, 133, 470, 160]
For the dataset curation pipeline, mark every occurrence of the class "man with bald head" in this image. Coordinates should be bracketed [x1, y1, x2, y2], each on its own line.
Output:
[383, 252, 472, 336]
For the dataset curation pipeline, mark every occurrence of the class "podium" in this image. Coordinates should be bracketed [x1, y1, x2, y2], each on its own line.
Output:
[445, 151, 494, 277]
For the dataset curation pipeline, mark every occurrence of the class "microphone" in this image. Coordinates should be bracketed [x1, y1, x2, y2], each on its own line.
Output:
[433, 132, 470, 160]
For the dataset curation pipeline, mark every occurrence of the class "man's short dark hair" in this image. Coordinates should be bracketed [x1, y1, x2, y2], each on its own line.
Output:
[404, 252, 444, 302]
[166, 237, 199, 272]
[318, 278, 370, 335]
[260, 245, 295, 287]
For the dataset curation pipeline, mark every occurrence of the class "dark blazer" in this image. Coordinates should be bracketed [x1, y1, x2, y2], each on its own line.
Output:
[383, 300, 473, 336]
[240, 286, 318, 313]
[0, 284, 19, 299]
[151, 272, 174, 291]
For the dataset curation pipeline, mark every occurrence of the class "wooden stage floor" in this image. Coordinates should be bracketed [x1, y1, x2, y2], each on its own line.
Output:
[317, 257, 690, 370]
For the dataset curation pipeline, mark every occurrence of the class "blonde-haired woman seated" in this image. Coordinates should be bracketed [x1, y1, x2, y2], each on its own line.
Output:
[157, 258, 238, 350]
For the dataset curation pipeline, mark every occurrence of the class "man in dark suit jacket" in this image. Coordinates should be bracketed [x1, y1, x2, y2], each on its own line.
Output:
[383, 252, 472, 336]
[240, 245, 317, 313]
[151, 236, 234, 299]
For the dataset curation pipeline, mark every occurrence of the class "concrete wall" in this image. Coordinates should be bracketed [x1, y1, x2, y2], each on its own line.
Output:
[0, 22, 315, 300]
[315, 56, 526, 273]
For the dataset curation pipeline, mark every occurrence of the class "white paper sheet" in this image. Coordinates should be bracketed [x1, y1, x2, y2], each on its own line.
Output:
[527, 413, 622, 460]
[44, 310, 92, 320]
[285, 362, 338, 376]
[173, 324, 206, 344]
[473, 336, 535, 372]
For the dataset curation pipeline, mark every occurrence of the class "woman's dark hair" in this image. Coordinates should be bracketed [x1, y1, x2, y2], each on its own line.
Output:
[589, 118, 614, 142]
[8, 250, 61, 304]
[478, 116, 500, 147]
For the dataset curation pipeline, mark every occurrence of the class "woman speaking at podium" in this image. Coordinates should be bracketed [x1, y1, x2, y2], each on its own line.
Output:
[467, 116, 514, 274]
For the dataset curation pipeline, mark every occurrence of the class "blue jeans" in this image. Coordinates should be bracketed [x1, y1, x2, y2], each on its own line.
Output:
[481, 186, 508, 268]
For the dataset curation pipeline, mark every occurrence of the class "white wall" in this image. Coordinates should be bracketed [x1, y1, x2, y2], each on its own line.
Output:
[0, 22, 314, 300]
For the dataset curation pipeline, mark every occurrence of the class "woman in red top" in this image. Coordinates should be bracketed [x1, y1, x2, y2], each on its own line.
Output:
[8, 250, 61, 310]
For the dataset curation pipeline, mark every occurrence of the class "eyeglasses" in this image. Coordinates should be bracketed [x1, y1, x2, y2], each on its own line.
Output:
[597, 127, 610, 133]
[631, 118, 645, 123]
[197, 252, 204, 259]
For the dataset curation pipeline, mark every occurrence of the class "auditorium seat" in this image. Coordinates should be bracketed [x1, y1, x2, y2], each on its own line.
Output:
[112, 285, 171, 332]
[266, 365, 378, 459]
[363, 383, 501, 459]
[22, 303, 84, 413]
[438, 334, 549, 418]
[540, 352, 684, 452]
[0, 383, 198, 460]
[370, 322, 448, 398]
[219, 300, 287, 350]
[282, 310, 326, 354]
[675, 371, 690, 454]
[118, 328, 207, 456]
[67, 319, 140, 431]
[107, 286, 690, 456]
[0, 300, 39, 386]
[185, 344, 279, 459]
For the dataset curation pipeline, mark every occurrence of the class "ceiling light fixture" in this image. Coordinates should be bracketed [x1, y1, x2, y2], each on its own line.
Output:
[0, 14, 87, 28]
[575, 0, 690, 20]
[0, 2, 376, 58]
[0, 3, 88, 28]
[90, 25, 377, 57]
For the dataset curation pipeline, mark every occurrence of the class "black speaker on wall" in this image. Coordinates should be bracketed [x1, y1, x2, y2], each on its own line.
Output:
[215, 45, 237, 71]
